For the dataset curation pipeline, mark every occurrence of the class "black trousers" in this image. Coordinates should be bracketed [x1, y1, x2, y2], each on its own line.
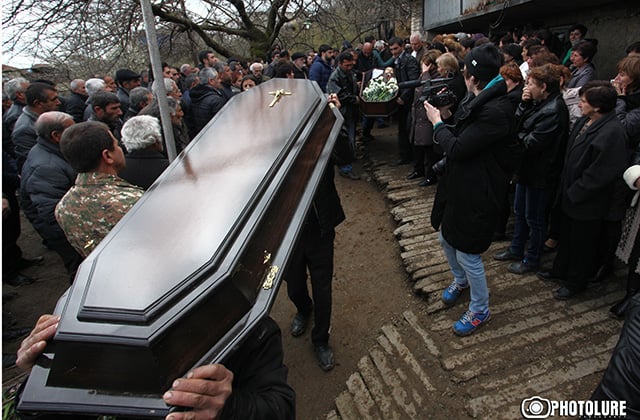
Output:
[2, 189, 22, 276]
[552, 213, 603, 291]
[412, 144, 442, 178]
[285, 220, 334, 346]
[397, 106, 412, 161]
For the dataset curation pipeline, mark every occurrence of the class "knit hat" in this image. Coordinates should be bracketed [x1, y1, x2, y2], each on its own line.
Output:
[464, 43, 503, 82]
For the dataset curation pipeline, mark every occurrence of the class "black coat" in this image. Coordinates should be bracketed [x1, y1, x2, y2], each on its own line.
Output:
[445, 72, 467, 115]
[116, 86, 131, 115]
[187, 84, 227, 139]
[515, 92, 569, 189]
[394, 52, 420, 106]
[560, 112, 629, 221]
[217, 317, 295, 419]
[310, 164, 345, 236]
[19, 136, 76, 243]
[431, 80, 517, 254]
[65, 92, 88, 123]
[119, 149, 170, 190]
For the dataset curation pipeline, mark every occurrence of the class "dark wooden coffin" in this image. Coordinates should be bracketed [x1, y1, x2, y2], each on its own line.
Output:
[18, 79, 343, 417]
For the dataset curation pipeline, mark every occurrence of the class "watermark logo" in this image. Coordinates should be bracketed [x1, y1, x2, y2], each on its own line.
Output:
[520, 396, 626, 418]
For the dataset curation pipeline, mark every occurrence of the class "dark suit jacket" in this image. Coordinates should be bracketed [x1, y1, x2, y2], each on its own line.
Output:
[394, 52, 420, 106]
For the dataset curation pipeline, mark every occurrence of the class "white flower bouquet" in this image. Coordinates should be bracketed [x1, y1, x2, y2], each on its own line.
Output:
[362, 75, 398, 102]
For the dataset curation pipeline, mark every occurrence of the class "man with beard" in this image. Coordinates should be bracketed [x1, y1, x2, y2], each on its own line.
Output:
[88, 91, 123, 142]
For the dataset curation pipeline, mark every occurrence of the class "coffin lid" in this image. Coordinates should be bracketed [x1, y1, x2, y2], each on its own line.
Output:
[18, 79, 343, 417]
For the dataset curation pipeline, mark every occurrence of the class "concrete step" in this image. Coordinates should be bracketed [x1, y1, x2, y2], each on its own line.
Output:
[327, 146, 624, 419]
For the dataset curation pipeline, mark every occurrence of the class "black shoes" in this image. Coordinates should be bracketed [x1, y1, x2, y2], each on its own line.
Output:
[508, 261, 539, 275]
[418, 178, 437, 187]
[494, 249, 523, 261]
[406, 171, 423, 180]
[290, 313, 309, 337]
[17, 256, 44, 270]
[4, 273, 35, 287]
[314, 344, 335, 371]
[553, 286, 581, 300]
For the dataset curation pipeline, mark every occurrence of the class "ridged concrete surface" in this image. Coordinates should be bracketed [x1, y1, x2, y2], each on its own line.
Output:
[326, 150, 626, 420]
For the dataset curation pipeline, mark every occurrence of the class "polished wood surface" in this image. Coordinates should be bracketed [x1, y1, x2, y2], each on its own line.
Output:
[18, 79, 344, 417]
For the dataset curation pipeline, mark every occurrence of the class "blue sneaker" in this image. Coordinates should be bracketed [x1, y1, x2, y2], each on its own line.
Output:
[453, 310, 491, 336]
[441, 281, 468, 306]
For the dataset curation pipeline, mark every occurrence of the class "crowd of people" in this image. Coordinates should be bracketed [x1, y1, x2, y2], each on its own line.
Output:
[3, 25, 640, 418]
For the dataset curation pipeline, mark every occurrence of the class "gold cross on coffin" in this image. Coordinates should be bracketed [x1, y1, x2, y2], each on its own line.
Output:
[268, 89, 292, 107]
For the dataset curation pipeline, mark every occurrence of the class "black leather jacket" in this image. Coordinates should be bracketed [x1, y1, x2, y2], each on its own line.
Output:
[515, 92, 569, 189]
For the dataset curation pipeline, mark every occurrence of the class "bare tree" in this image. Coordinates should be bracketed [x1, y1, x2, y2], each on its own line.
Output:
[3, 0, 415, 74]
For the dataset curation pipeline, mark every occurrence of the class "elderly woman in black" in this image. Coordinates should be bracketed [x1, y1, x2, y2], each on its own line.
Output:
[538, 81, 628, 299]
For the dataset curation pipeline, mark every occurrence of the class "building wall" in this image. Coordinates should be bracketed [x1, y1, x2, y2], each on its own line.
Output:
[419, 0, 639, 80]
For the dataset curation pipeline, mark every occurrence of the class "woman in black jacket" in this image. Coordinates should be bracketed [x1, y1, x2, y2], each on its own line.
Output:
[494, 64, 569, 273]
[540, 81, 629, 300]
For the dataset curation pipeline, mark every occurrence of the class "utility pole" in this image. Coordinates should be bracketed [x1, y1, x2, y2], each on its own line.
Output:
[140, 0, 177, 161]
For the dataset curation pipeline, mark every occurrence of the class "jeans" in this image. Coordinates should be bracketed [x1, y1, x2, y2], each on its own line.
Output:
[439, 231, 489, 314]
[509, 184, 549, 266]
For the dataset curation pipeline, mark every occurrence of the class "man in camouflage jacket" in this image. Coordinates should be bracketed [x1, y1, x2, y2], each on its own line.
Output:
[55, 121, 143, 257]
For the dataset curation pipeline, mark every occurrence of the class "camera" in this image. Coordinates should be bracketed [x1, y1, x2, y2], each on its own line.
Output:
[422, 87, 457, 108]
[520, 396, 552, 419]
[417, 77, 457, 108]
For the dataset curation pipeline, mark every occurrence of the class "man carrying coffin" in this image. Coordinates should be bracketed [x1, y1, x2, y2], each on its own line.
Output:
[19, 121, 295, 419]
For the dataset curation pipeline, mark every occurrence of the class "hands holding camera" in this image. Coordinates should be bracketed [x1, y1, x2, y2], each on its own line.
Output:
[424, 97, 453, 126]
[424, 100, 442, 125]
